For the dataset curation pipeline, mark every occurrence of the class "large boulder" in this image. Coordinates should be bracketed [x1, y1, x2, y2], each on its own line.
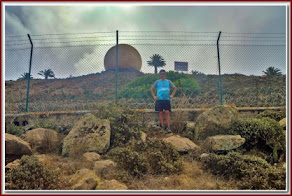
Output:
[70, 169, 100, 190]
[62, 113, 111, 156]
[97, 179, 128, 190]
[93, 160, 117, 177]
[5, 133, 32, 164]
[24, 128, 59, 153]
[204, 135, 245, 151]
[194, 105, 239, 140]
[162, 135, 200, 153]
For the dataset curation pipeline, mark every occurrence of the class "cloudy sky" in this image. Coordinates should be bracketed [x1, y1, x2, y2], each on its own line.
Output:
[4, 2, 287, 80]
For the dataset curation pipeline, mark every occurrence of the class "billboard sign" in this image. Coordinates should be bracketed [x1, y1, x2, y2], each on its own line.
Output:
[174, 61, 188, 71]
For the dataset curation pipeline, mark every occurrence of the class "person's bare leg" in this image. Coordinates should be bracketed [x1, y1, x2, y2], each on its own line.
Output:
[165, 110, 170, 128]
[159, 111, 164, 127]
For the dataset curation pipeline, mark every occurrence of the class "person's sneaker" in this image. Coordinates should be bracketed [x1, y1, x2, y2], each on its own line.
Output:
[167, 128, 172, 133]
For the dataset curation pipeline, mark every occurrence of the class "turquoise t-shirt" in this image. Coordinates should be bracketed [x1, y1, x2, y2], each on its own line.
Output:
[151, 79, 176, 100]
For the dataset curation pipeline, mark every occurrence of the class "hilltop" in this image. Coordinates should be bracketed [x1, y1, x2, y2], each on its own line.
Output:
[5, 71, 286, 113]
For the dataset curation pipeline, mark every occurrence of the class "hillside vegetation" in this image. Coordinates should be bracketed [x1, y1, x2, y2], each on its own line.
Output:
[5, 71, 286, 113]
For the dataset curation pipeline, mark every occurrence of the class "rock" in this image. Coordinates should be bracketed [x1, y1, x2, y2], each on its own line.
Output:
[5, 133, 32, 164]
[5, 159, 20, 170]
[24, 128, 59, 153]
[83, 152, 101, 162]
[194, 105, 239, 140]
[279, 118, 286, 129]
[98, 179, 128, 190]
[70, 169, 100, 190]
[141, 132, 147, 142]
[62, 113, 111, 156]
[199, 153, 209, 160]
[204, 135, 245, 151]
[93, 160, 117, 177]
[162, 135, 200, 153]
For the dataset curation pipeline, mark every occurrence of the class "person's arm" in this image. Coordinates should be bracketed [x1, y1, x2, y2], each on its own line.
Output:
[170, 86, 177, 98]
[150, 88, 158, 100]
[150, 81, 158, 100]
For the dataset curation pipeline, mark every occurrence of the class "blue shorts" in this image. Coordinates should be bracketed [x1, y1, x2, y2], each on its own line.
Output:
[155, 100, 171, 112]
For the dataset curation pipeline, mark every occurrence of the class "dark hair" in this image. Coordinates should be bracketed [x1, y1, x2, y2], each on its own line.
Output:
[159, 69, 166, 74]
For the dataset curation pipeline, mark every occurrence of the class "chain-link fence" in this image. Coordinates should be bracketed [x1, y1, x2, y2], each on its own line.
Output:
[5, 31, 286, 113]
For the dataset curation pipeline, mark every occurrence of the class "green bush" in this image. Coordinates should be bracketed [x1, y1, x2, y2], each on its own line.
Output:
[230, 118, 285, 162]
[6, 124, 25, 136]
[126, 74, 159, 88]
[139, 139, 182, 175]
[173, 78, 201, 96]
[34, 119, 57, 130]
[106, 139, 182, 178]
[120, 71, 200, 99]
[203, 152, 285, 190]
[257, 110, 286, 121]
[106, 147, 148, 177]
[6, 155, 59, 190]
[94, 104, 144, 148]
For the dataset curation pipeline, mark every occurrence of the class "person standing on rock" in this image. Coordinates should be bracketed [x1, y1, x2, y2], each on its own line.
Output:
[150, 69, 177, 133]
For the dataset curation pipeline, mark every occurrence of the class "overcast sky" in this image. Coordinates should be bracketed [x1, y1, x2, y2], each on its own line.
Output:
[4, 3, 287, 80]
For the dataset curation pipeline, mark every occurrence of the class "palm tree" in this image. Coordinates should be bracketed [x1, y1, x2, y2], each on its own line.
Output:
[263, 67, 282, 76]
[38, 69, 55, 79]
[18, 72, 33, 80]
[147, 54, 166, 74]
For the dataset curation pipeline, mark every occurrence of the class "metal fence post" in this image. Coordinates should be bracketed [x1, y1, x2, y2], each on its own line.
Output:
[25, 34, 33, 112]
[115, 30, 119, 104]
[217, 31, 223, 105]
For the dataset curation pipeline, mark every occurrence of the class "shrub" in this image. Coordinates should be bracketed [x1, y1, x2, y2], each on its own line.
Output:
[126, 74, 159, 88]
[94, 104, 144, 148]
[6, 124, 25, 136]
[140, 139, 182, 175]
[120, 71, 200, 99]
[203, 152, 285, 190]
[6, 155, 59, 190]
[230, 117, 285, 162]
[173, 78, 201, 96]
[34, 119, 57, 130]
[106, 147, 148, 177]
[257, 110, 286, 121]
[106, 139, 182, 178]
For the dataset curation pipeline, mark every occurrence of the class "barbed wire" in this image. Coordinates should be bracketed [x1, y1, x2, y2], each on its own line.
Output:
[6, 39, 116, 47]
[119, 31, 219, 33]
[29, 31, 116, 36]
[5, 47, 31, 51]
[223, 32, 285, 34]
[6, 35, 285, 42]
[5, 43, 285, 50]
[5, 31, 286, 50]
[31, 43, 115, 49]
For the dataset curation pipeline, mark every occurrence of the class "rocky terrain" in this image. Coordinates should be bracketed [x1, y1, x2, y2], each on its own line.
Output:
[5, 105, 287, 191]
